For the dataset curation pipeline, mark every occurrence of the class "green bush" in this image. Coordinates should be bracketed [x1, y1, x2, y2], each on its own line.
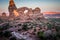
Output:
[37, 31, 44, 38]
[22, 24, 28, 31]
[0, 31, 3, 37]
[10, 37, 16, 40]
[3, 31, 12, 38]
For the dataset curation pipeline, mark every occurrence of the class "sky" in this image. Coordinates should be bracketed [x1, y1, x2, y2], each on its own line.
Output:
[0, 0, 60, 14]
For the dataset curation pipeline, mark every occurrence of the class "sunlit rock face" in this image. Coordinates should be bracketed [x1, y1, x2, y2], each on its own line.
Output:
[13, 10, 19, 17]
[8, 0, 17, 18]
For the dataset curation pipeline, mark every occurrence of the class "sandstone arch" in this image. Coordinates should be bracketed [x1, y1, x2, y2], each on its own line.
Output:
[17, 7, 29, 13]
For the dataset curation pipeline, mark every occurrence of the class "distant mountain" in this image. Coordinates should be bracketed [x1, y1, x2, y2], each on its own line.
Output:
[43, 12, 60, 18]
[45, 14, 60, 17]
[44, 12, 60, 14]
